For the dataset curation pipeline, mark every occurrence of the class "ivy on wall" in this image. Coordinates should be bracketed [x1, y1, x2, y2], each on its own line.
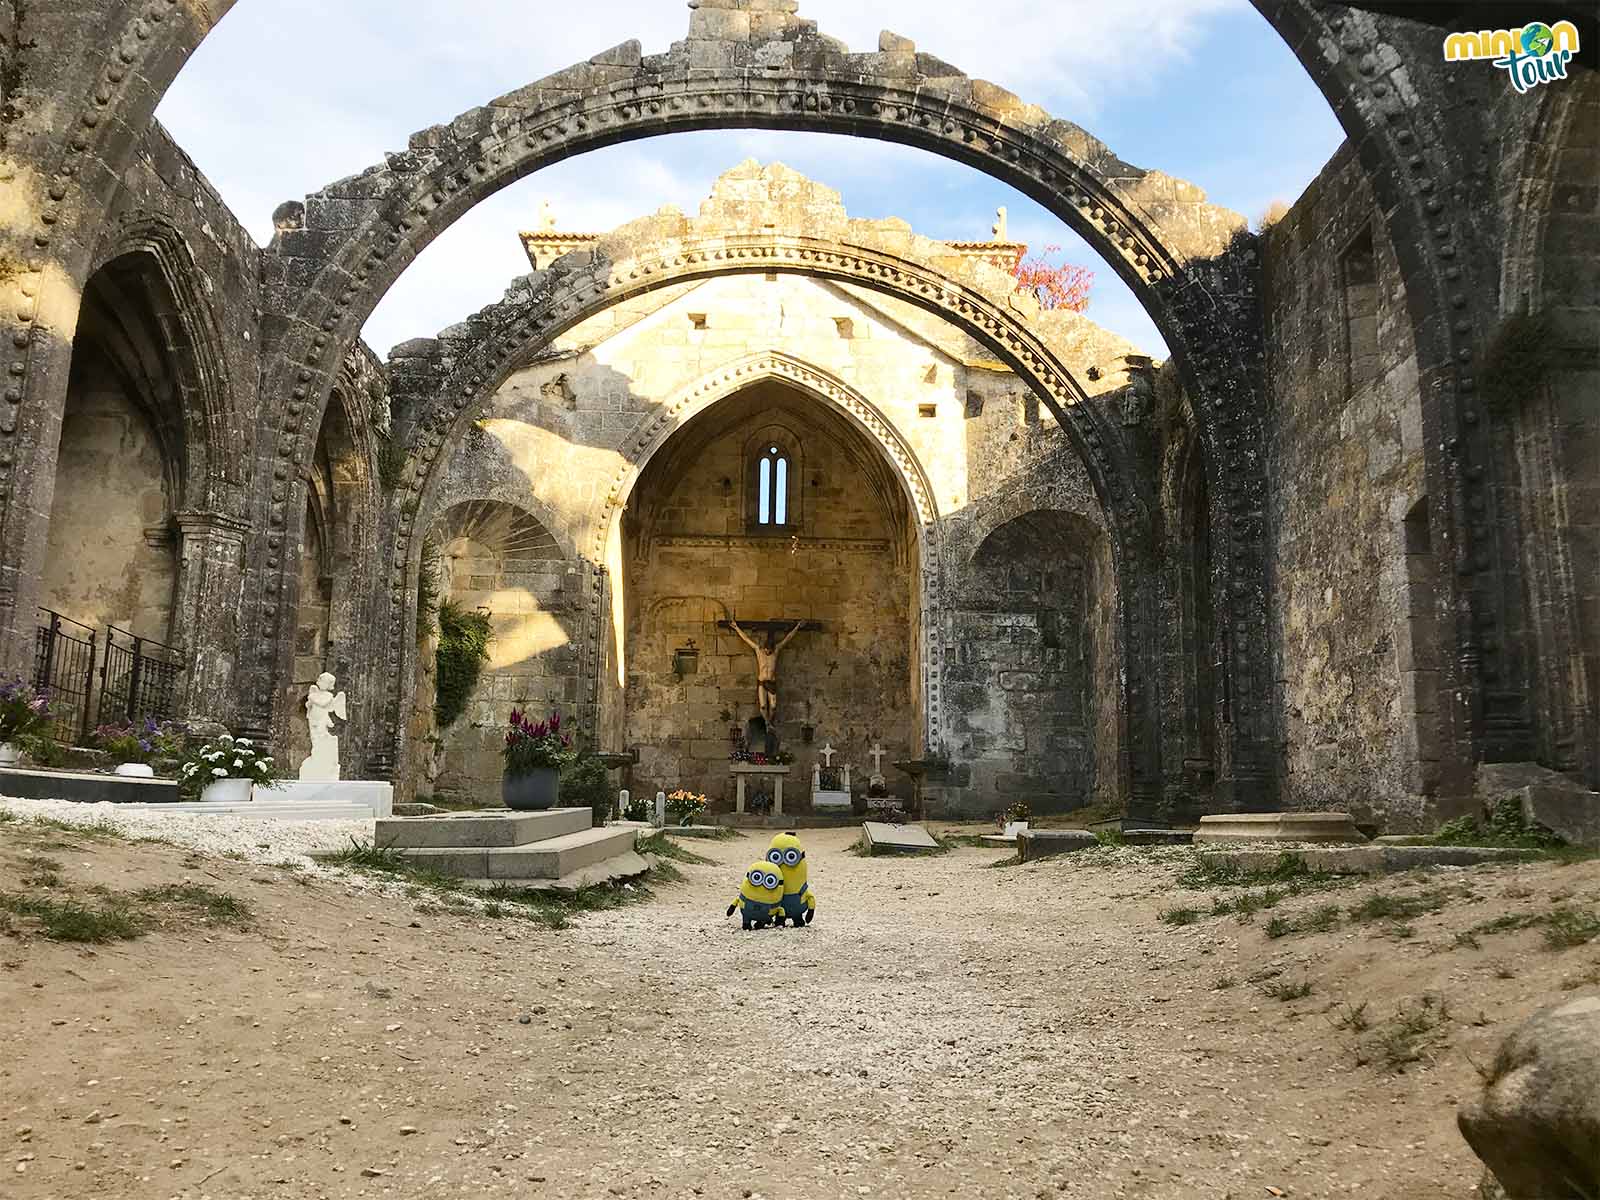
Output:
[433, 598, 492, 730]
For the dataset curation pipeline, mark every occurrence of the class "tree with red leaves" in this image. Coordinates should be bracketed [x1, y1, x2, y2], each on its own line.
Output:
[1013, 246, 1094, 312]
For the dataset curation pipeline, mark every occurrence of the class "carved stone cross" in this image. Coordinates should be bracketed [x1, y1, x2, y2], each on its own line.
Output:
[819, 742, 836, 767]
[869, 742, 886, 775]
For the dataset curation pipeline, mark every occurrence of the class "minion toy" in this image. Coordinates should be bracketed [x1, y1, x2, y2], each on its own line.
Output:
[726, 861, 784, 930]
[766, 832, 816, 927]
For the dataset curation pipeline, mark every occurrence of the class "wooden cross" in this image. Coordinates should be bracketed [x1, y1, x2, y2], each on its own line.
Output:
[716, 619, 823, 635]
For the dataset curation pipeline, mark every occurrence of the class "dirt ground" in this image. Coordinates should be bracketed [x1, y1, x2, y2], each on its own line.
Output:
[2, 821, 1598, 1200]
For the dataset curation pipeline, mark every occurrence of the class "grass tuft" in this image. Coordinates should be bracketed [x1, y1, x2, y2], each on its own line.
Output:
[1158, 906, 1202, 927]
[635, 833, 716, 866]
[0, 892, 144, 943]
[1261, 977, 1314, 1002]
[133, 883, 253, 928]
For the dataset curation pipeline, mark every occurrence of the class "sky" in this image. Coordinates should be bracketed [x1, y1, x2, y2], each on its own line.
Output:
[155, 0, 1345, 359]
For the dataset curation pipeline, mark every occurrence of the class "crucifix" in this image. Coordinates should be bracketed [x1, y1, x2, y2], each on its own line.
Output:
[719, 618, 822, 727]
[868, 741, 887, 784]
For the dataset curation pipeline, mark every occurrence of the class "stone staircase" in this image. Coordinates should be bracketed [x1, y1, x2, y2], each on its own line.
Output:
[375, 807, 648, 889]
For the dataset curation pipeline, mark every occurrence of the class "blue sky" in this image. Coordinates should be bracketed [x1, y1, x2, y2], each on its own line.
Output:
[156, 0, 1345, 359]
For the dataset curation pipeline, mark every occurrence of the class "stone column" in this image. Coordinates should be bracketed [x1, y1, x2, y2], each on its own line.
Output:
[171, 511, 250, 723]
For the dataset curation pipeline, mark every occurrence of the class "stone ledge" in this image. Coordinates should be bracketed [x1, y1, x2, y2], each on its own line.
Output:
[1198, 845, 1541, 876]
[1194, 812, 1367, 845]
[1018, 829, 1100, 861]
[0, 767, 180, 805]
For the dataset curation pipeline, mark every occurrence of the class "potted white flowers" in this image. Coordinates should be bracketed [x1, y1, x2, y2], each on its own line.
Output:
[178, 733, 277, 804]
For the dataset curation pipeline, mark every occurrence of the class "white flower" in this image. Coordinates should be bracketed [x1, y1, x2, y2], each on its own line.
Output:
[237, 738, 253, 747]
[220, 735, 234, 744]
[233, 759, 244, 769]
[211, 767, 227, 777]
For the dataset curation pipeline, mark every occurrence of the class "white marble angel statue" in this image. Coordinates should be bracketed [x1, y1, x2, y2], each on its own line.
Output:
[298, 672, 347, 782]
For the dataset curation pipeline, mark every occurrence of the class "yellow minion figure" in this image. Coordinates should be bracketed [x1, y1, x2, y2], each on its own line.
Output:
[726, 860, 784, 930]
[766, 831, 816, 927]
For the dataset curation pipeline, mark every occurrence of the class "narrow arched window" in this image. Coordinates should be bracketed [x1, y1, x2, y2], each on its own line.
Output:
[757, 444, 789, 526]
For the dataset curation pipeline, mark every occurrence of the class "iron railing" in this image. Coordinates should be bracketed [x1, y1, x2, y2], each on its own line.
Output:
[33, 609, 97, 744]
[97, 625, 184, 730]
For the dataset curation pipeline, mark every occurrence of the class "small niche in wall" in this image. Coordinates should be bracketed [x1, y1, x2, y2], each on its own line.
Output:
[688, 313, 708, 331]
[965, 390, 984, 419]
[918, 403, 938, 419]
[1341, 227, 1379, 396]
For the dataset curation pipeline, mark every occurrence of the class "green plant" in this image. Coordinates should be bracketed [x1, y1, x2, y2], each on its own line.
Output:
[433, 599, 493, 729]
[1264, 914, 1292, 939]
[561, 752, 612, 829]
[1212, 975, 1237, 990]
[1003, 798, 1031, 825]
[502, 709, 575, 775]
[0, 677, 54, 742]
[1434, 798, 1563, 851]
[18, 732, 67, 767]
[1333, 1002, 1371, 1033]
[622, 791, 652, 822]
[415, 538, 441, 642]
[377, 437, 406, 490]
[91, 716, 183, 765]
[1541, 909, 1600, 950]
[1158, 906, 1202, 927]
[176, 733, 278, 801]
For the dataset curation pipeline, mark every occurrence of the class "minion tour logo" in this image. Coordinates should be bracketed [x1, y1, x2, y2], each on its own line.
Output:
[1443, 20, 1581, 92]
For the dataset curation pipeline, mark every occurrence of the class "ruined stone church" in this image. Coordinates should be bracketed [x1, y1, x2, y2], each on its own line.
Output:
[2, 1, 1594, 831]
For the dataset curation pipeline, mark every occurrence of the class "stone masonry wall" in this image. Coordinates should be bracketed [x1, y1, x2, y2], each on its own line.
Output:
[1264, 142, 1431, 831]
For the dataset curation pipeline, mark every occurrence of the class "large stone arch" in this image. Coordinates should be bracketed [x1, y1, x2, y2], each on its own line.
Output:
[10, 0, 1551, 806]
[376, 230, 1171, 810]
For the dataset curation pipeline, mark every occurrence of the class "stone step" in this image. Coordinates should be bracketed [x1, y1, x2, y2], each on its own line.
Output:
[396, 825, 639, 881]
[375, 807, 591, 850]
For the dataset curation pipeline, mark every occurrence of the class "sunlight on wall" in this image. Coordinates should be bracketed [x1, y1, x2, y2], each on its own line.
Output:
[483, 600, 570, 670]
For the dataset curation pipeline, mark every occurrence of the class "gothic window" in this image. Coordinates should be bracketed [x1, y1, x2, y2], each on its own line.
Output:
[756, 444, 790, 526]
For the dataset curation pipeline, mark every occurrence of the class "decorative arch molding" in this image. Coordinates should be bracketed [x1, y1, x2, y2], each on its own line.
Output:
[83, 220, 241, 513]
[372, 236, 1178, 799]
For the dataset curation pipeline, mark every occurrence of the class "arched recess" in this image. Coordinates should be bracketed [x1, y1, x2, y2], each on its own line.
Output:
[275, 349, 385, 773]
[953, 509, 1118, 816]
[46, 233, 248, 723]
[1494, 71, 1600, 790]
[1157, 407, 1219, 817]
[615, 377, 922, 801]
[393, 349, 955, 796]
[411, 498, 575, 800]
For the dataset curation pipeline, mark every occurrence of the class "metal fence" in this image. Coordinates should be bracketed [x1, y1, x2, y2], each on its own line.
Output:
[32, 609, 97, 744]
[97, 625, 185, 730]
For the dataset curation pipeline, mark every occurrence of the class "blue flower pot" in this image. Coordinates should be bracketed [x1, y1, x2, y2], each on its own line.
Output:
[503, 767, 560, 811]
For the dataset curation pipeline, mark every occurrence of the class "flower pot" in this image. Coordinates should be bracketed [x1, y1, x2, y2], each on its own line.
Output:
[503, 767, 560, 811]
[0, 742, 18, 767]
[199, 777, 253, 805]
[114, 762, 155, 778]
